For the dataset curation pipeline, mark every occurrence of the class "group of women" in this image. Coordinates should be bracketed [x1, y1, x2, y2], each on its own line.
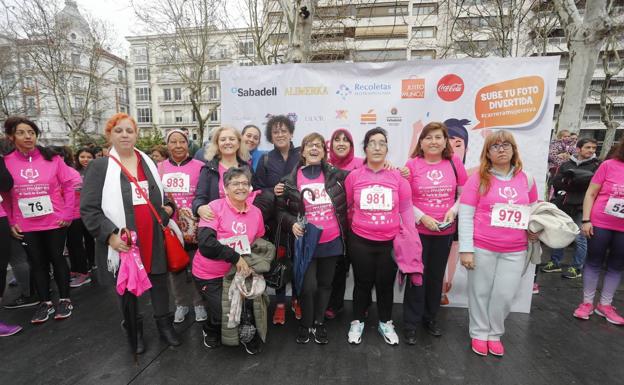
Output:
[1, 112, 623, 360]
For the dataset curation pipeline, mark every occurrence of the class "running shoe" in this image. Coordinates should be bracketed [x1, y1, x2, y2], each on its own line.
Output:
[4, 294, 39, 309]
[540, 261, 561, 273]
[595, 304, 624, 325]
[296, 326, 310, 344]
[348, 320, 364, 345]
[440, 294, 449, 306]
[241, 333, 261, 355]
[532, 283, 540, 294]
[312, 323, 328, 344]
[0, 322, 22, 337]
[378, 321, 399, 346]
[272, 303, 286, 325]
[573, 302, 594, 320]
[292, 299, 302, 320]
[202, 329, 220, 348]
[55, 299, 73, 320]
[471, 338, 488, 356]
[70, 273, 92, 288]
[488, 340, 504, 356]
[174, 306, 189, 323]
[194, 305, 208, 322]
[31, 302, 55, 324]
[562, 267, 582, 279]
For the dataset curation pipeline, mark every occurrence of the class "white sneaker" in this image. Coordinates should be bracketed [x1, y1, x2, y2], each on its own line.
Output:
[195, 305, 208, 322]
[378, 320, 399, 345]
[174, 306, 189, 323]
[348, 320, 364, 344]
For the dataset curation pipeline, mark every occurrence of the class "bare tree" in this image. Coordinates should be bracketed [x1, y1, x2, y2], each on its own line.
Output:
[277, 0, 317, 63]
[132, 0, 227, 144]
[594, 35, 623, 157]
[553, 0, 624, 134]
[0, 42, 24, 120]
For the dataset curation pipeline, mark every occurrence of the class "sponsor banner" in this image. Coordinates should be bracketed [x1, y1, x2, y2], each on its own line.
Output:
[221, 57, 559, 313]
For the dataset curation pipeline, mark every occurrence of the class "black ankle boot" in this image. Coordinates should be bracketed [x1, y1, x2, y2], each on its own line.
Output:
[155, 314, 181, 346]
[121, 317, 146, 354]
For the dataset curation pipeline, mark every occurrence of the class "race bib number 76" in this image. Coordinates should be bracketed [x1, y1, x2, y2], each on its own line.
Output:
[18, 195, 54, 218]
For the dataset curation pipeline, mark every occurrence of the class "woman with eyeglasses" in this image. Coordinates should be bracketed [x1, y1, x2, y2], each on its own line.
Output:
[458, 130, 538, 357]
[275, 133, 348, 344]
[344, 127, 414, 346]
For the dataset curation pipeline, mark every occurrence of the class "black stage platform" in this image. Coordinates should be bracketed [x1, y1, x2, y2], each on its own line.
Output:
[1, 265, 622, 385]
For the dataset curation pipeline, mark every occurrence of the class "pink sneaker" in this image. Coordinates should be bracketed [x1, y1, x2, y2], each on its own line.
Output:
[471, 338, 488, 356]
[532, 283, 539, 294]
[488, 340, 504, 356]
[595, 304, 624, 325]
[573, 302, 594, 320]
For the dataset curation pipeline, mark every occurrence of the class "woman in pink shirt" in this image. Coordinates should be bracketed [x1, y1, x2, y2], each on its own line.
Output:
[574, 139, 624, 325]
[3, 117, 77, 324]
[344, 127, 414, 346]
[192, 167, 265, 354]
[459, 130, 538, 357]
[403, 122, 467, 342]
[159, 129, 207, 324]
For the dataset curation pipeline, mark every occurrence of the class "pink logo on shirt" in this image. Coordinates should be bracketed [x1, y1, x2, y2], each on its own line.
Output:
[231, 221, 247, 234]
[426, 170, 444, 185]
[20, 168, 39, 183]
[498, 187, 518, 203]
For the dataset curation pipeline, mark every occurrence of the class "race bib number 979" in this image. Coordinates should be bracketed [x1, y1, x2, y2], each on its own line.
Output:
[604, 197, 624, 219]
[18, 195, 54, 218]
[490, 203, 530, 230]
[360, 186, 392, 211]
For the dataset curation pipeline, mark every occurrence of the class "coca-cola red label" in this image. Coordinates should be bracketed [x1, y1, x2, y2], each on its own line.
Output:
[437, 74, 464, 102]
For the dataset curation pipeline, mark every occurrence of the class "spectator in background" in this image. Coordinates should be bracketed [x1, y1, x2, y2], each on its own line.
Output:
[150, 145, 168, 163]
[548, 130, 577, 177]
[242, 125, 265, 171]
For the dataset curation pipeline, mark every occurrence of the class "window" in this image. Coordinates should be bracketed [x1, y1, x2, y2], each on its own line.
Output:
[133, 47, 148, 62]
[136, 87, 151, 101]
[208, 86, 217, 100]
[209, 109, 218, 122]
[26, 97, 36, 113]
[24, 77, 35, 88]
[412, 3, 437, 16]
[208, 69, 218, 80]
[137, 108, 152, 123]
[411, 49, 436, 60]
[353, 49, 406, 62]
[71, 53, 80, 66]
[74, 96, 84, 108]
[174, 110, 183, 123]
[163, 89, 171, 101]
[134, 68, 149, 81]
[239, 41, 254, 56]
[356, 3, 409, 17]
[118, 69, 124, 82]
[412, 26, 436, 38]
[174, 88, 182, 101]
[239, 61, 254, 66]
[192, 110, 197, 122]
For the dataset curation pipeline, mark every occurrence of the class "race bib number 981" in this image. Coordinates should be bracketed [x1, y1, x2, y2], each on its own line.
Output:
[604, 197, 624, 219]
[360, 186, 392, 211]
[490, 203, 530, 230]
[18, 195, 54, 218]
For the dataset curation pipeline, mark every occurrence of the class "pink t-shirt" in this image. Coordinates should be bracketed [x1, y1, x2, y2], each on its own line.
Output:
[589, 159, 624, 232]
[218, 163, 228, 199]
[345, 166, 412, 241]
[159, 158, 204, 214]
[68, 167, 83, 220]
[192, 197, 265, 280]
[406, 155, 467, 235]
[460, 171, 538, 253]
[3, 149, 77, 232]
[297, 169, 340, 243]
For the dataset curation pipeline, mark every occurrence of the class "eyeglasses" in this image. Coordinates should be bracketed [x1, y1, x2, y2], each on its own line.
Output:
[227, 181, 250, 188]
[366, 141, 388, 149]
[305, 142, 324, 149]
[489, 142, 512, 152]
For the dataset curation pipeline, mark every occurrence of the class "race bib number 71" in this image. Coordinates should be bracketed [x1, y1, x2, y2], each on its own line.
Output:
[219, 235, 251, 255]
[490, 203, 530, 230]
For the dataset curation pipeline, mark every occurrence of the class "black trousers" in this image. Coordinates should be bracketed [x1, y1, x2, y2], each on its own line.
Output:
[300, 256, 339, 328]
[403, 233, 453, 330]
[117, 273, 170, 318]
[327, 256, 349, 312]
[349, 233, 396, 323]
[66, 219, 95, 274]
[0, 216, 10, 298]
[194, 276, 223, 338]
[23, 227, 69, 301]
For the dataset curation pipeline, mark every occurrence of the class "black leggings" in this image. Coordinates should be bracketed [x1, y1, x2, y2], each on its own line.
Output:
[349, 233, 396, 323]
[403, 233, 453, 329]
[23, 227, 69, 301]
[327, 257, 349, 312]
[66, 219, 95, 274]
[0, 216, 10, 298]
[300, 256, 338, 328]
[194, 276, 223, 338]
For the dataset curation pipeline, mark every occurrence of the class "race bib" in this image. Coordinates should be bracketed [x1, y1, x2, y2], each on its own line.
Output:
[301, 183, 331, 205]
[360, 186, 392, 211]
[604, 197, 624, 219]
[490, 203, 530, 230]
[132, 181, 150, 205]
[162, 172, 190, 193]
[18, 195, 54, 218]
[219, 235, 251, 255]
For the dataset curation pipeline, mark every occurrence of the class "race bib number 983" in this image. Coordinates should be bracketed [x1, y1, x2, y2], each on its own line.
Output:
[163, 173, 190, 193]
[18, 195, 54, 218]
[360, 186, 392, 211]
[604, 197, 624, 219]
[490, 203, 530, 230]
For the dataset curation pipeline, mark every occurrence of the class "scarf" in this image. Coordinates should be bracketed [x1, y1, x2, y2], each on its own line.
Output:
[102, 146, 164, 274]
[227, 272, 266, 328]
[328, 129, 355, 170]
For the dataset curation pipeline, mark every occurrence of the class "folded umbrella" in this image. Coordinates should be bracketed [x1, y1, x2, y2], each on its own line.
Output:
[293, 187, 322, 296]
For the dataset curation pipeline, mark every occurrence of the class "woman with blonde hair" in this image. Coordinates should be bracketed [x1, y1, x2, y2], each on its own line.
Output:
[458, 130, 538, 357]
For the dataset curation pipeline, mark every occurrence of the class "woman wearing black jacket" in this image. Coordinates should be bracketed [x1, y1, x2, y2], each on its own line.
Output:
[276, 133, 348, 344]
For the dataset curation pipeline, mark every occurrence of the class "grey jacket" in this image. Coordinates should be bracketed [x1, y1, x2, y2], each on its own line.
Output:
[80, 156, 171, 285]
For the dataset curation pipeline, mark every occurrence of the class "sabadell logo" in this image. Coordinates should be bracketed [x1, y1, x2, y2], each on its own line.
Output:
[231, 86, 278, 97]
[437, 74, 464, 102]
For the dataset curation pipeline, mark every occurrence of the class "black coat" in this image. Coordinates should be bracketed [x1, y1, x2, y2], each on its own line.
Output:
[551, 156, 601, 214]
[0, 156, 13, 193]
[252, 143, 301, 192]
[275, 161, 349, 255]
[191, 157, 250, 217]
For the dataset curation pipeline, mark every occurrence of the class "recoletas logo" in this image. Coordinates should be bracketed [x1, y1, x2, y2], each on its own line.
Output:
[231, 86, 278, 97]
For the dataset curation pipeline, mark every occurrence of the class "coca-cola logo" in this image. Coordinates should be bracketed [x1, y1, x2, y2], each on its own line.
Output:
[437, 74, 464, 102]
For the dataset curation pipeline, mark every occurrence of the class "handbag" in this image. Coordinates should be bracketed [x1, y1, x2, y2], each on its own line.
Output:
[109, 155, 189, 273]
[263, 220, 292, 289]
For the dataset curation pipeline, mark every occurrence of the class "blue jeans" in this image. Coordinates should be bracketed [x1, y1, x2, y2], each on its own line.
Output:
[550, 211, 586, 269]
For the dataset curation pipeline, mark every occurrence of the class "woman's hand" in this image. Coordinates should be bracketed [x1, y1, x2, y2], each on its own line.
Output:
[236, 257, 251, 276]
[420, 215, 440, 232]
[582, 222, 593, 238]
[58, 220, 71, 227]
[162, 205, 174, 217]
[460, 252, 475, 270]
[292, 223, 304, 238]
[274, 183, 285, 197]
[527, 230, 540, 242]
[10, 224, 23, 240]
[197, 205, 214, 221]
[108, 233, 130, 253]
[442, 209, 456, 224]
[399, 167, 410, 179]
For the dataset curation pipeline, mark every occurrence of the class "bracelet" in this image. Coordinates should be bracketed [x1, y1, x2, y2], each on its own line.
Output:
[581, 220, 591, 224]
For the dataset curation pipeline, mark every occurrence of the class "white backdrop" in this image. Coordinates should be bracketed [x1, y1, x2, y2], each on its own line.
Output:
[221, 57, 559, 313]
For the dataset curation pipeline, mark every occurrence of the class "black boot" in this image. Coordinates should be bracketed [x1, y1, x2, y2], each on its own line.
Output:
[155, 313, 181, 346]
[121, 317, 145, 354]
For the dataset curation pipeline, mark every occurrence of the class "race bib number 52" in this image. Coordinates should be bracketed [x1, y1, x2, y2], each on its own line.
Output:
[605, 197, 624, 219]
[490, 203, 530, 230]
[360, 186, 392, 211]
[18, 195, 54, 218]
